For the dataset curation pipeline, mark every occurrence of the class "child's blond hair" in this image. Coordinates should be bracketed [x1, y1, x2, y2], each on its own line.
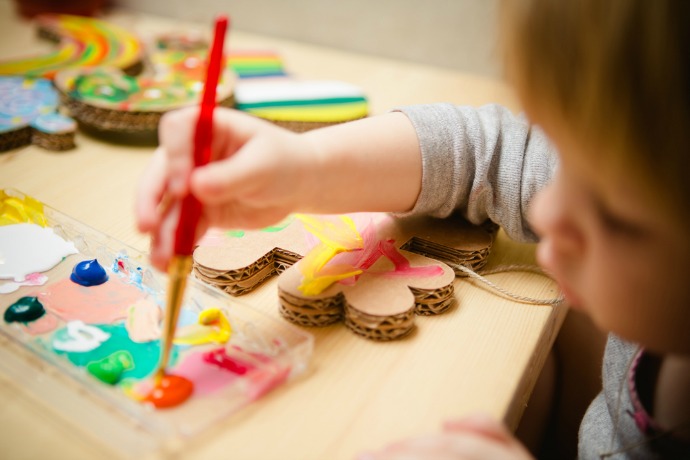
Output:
[500, 0, 690, 223]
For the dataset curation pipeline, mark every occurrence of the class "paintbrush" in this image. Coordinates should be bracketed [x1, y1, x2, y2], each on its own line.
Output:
[155, 15, 229, 384]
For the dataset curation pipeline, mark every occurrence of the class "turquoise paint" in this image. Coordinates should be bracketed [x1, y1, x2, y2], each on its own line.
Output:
[50, 323, 178, 380]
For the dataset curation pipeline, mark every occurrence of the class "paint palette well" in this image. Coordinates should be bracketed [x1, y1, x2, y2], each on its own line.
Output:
[0, 189, 313, 458]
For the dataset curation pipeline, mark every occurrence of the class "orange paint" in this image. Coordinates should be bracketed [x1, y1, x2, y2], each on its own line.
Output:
[144, 374, 194, 409]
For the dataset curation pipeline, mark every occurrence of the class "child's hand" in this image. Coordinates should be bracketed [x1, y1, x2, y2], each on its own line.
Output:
[359, 414, 534, 460]
[136, 107, 422, 271]
[135, 107, 318, 271]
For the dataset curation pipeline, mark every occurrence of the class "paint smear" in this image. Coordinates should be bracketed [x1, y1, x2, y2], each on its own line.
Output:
[0, 223, 78, 282]
[174, 307, 232, 346]
[172, 346, 290, 400]
[126, 298, 162, 343]
[296, 214, 364, 295]
[0, 272, 48, 294]
[196, 217, 295, 246]
[50, 323, 176, 380]
[23, 313, 59, 335]
[0, 191, 47, 227]
[296, 216, 444, 295]
[38, 274, 146, 324]
[169, 349, 242, 395]
[52, 320, 110, 352]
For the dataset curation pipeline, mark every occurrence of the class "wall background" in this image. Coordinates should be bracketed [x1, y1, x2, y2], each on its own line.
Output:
[116, 0, 501, 77]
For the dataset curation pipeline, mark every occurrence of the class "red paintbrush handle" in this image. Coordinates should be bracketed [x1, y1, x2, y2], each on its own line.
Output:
[173, 15, 228, 256]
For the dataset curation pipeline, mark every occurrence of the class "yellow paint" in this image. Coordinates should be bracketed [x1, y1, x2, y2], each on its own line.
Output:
[174, 307, 232, 346]
[0, 191, 47, 226]
[295, 215, 364, 296]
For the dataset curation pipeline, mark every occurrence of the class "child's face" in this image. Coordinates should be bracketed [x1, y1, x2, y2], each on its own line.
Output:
[529, 117, 690, 354]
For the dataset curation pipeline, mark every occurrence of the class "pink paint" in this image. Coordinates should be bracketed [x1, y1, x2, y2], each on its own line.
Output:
[172, 346, 290, 400]
[125, 298, 162, 343]
[173, 349, 242, 395]
[0, 272, 49, 294]
[378, 239, 445, 277]
[203, 347, 255, 375]
[23, 312, 59, 335]
[195, 228, 227, 246]
[37, 275, 145, 324]
[331, 230, 444, 286]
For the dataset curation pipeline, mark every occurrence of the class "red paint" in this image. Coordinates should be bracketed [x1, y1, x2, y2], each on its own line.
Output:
[144, 374, 194, 409]
[200, 347, 291, 401]
[202, 347, 255, 375]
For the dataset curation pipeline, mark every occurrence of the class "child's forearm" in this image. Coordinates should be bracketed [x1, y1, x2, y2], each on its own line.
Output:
[299, 112, 422, 214]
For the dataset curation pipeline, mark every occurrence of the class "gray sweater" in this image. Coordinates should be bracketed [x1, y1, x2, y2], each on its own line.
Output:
[397, 103, 557, 243]
[397, 103, 689, 459]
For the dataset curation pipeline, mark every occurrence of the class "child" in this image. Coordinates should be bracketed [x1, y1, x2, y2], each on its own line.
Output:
[136, 0, 690, 458]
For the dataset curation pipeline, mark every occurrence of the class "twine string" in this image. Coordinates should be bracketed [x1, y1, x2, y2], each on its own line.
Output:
[449, 263, 564, 306]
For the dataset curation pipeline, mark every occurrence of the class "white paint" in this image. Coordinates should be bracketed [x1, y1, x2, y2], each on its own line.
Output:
[0, 223, 78, 282]
[0, 272, 48, 294]
[52, 320, 111, 352]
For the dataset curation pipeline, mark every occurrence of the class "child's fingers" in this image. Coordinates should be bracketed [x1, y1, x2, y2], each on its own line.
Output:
[443, 413, 514, 444]
[135, 147, 168, 233]
[148, 198, 180, 272]
[158, 107, 199, 196]
[191, 136, 275, 205]
[362, 430, 533, 460]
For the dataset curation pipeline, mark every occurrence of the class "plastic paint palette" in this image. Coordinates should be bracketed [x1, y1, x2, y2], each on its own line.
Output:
[0, 189, 314, 458]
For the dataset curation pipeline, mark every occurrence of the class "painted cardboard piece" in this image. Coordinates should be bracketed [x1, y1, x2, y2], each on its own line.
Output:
[193, 213, 495, 341]
[0, 76, 76, 152]
[0, 14, 235, 134]
[54, 55, 236, 133]
[0, 15, 366, 138]
[0, 14, 144, 79]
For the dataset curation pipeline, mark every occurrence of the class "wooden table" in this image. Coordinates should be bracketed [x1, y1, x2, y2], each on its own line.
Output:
[0, 4, 564, 459]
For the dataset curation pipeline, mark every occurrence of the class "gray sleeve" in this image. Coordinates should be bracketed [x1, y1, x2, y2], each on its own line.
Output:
[395, 103, 558, 243]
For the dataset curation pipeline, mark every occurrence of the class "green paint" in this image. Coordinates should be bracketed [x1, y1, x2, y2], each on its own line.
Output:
[236, 96, 367, 110]
[225, 229, 245, 238]
[50, 323, 178, 380]
[224, 217, 294, 238]
[4, 296, 45, 323]
[262, 216, 294, 232]
[86, 350, 134, 385]
[72, 72, 139, 103]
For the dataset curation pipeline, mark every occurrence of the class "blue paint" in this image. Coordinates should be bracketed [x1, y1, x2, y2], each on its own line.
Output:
[70, 259, 109, 286]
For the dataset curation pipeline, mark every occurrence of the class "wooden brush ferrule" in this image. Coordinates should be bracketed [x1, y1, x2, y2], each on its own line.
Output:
[156, 255, 194, 383]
